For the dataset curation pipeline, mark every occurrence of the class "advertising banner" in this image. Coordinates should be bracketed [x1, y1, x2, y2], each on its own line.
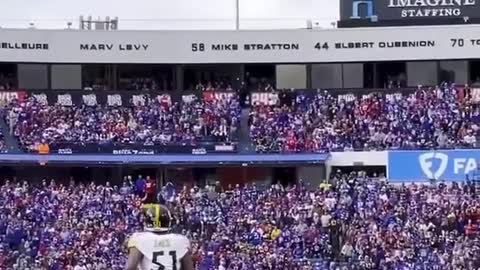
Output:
[49, 142, 237, 155]
[388, 150, 480, 182]
[340, 0, 480, 27]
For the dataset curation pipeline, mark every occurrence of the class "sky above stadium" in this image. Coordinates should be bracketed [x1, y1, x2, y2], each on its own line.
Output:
[0, 0, 339, 30]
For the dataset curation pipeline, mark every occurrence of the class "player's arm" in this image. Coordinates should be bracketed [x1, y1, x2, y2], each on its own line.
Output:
[125, 235, 143, 270]
[180, 250, 194, 270]
[125, 247, 143, 270]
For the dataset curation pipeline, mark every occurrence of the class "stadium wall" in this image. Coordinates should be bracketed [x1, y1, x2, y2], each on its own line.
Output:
[327, 151, 388, 167]
[325, 151, 387, 182]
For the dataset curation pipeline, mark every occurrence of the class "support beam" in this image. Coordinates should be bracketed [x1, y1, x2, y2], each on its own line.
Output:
[235, 0, 240, 30]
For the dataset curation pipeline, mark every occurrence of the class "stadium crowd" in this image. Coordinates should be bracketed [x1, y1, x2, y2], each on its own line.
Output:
[5, 94, 240, 151]
[121, 77, 161, 92]
[0, 129, 7, 152]
[1, 172, 480, 270]
[250, 84, 480, 153]
[0, 72, 16, 91]
[1, 83, 480, 153]
[194, 81, 236, 92]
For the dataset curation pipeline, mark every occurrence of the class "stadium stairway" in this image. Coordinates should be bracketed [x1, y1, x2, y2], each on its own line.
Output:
[0, 112, 22, 153]
[238, 108, 255, 153]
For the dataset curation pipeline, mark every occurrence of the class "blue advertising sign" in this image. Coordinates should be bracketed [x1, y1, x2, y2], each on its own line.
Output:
[339, 0, 480, 27]
[388, 150, 480, 182]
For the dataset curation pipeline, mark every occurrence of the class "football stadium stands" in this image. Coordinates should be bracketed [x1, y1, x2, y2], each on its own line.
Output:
[5, 93, 241, 152]
[3, 83, 479, 154]
[250, 84, 480, 152]
[1, 174, 479, 270]
[2, 9, 480, 270]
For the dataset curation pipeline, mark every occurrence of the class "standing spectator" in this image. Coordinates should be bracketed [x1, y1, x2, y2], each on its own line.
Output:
[143, 176, 157, 203]
[135, 175, 146, 198]
[119, 180, 132, 195]
[8, 107, 18, 135]
[161, 182, 176, 203]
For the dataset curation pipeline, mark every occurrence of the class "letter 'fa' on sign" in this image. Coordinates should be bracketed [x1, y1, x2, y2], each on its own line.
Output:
[350, 0, 375, 19]
[418, 152, 448, 180]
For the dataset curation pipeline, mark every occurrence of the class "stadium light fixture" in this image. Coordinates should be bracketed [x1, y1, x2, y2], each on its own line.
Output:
[306, 20, 323, 29]
[306, 20, 313, 29]
[79, 15, 119, 31]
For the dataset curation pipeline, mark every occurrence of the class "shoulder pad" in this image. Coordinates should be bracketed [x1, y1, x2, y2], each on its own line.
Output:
[127, 232, 140, 249]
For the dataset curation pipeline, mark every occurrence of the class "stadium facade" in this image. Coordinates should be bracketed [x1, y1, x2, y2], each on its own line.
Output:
[0, 24, 479, 187]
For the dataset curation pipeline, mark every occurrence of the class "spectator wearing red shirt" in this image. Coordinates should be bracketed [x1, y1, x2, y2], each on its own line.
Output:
[286, 134, 297, 152]
[143, 176, 157, 203]
[465, 219, 477, 238]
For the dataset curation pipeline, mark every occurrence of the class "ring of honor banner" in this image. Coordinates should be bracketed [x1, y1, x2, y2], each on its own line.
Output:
[2, 26, 480, 63]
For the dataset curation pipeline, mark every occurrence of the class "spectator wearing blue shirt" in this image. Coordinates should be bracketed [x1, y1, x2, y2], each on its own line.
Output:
[134, 175, 145, 197]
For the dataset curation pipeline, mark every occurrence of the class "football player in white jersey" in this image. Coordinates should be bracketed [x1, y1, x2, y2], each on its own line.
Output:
[125, 204, 194, 270]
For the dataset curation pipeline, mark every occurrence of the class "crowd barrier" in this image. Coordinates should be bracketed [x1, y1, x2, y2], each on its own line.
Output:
[3, 146, 480, 182]
[0, 153, 329, 165]
[0, 87, 418, 107]
[0, 89, 237, 107]
[249, 87, 418, 106]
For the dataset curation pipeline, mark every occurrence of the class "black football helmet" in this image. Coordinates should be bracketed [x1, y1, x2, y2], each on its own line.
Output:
[141, 203, 173, 232]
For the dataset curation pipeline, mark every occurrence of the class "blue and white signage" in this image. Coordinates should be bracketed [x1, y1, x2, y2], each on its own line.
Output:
[388, 150, 480, 182]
